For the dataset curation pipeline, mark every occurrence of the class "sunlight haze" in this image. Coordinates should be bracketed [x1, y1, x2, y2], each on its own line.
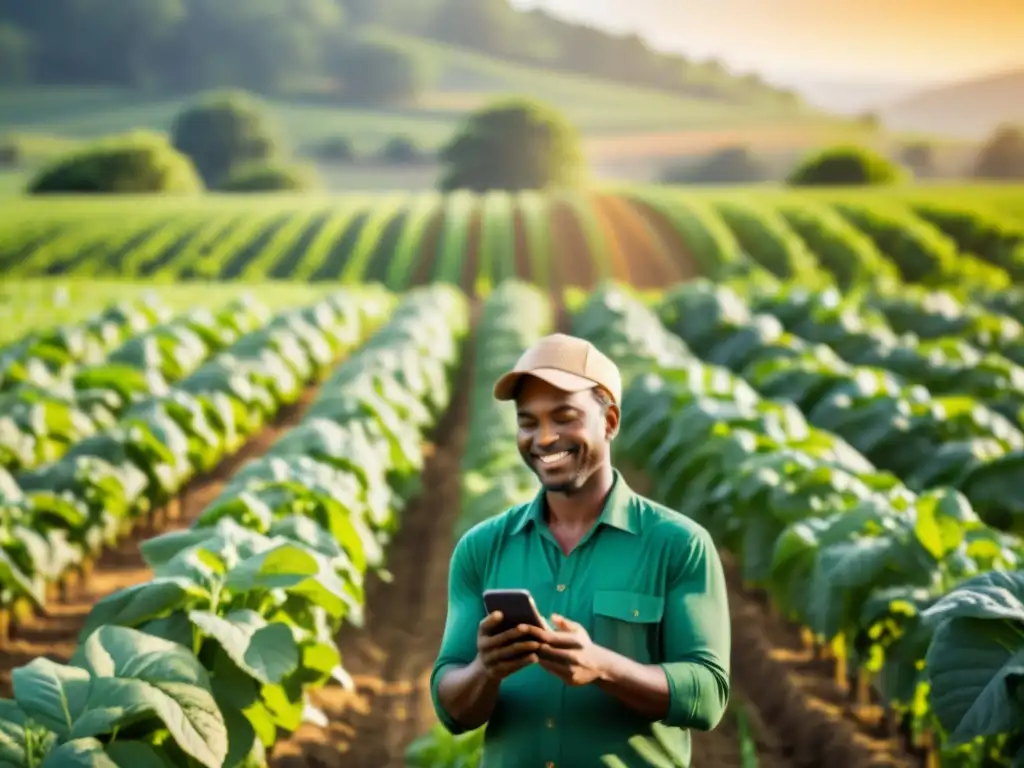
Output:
[510, 0, 1024, 85]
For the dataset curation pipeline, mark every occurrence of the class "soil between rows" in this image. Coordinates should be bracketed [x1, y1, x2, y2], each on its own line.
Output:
[269, 325, 475, 768]
[0, 387, 321, 698]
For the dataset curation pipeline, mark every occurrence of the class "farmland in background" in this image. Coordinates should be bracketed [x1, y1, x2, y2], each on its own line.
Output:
[3, 184, 1023, 293]
[3, 178, 1024, 767]
[3, 2, 1024, 766]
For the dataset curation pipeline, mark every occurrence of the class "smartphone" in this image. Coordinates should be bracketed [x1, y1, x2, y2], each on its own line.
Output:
[482, 589, 547, 635]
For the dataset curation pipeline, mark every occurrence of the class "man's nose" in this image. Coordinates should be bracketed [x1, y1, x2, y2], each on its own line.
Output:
[537, 423, 560, 446]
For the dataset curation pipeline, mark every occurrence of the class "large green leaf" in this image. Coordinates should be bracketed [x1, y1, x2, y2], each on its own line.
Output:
[69, 626, 228, 768]
[189, 609, 299, 685]
[224, 542, 355, 620]
[923, 571, 1024, 744]
[78, 577, 210, 641]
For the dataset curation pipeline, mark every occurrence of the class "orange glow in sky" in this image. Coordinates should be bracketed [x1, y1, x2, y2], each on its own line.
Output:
[511, 0, 1024, 82]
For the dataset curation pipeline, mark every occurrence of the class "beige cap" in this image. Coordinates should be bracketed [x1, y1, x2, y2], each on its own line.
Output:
[493, 333, 622, 405]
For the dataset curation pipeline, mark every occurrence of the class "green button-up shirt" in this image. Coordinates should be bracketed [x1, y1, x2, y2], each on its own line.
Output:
[430, 470, 731, 768]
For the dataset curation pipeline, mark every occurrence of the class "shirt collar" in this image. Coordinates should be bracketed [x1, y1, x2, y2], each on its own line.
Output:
[511, 469, 640, 535]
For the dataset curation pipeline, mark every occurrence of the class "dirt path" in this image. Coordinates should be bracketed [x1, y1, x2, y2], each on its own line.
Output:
[548, 197, 598, 291]
[409, 208, 445, 287]
[590, 192, 683, 288]
[725, 558, 916, 768]
[510, 202, 534, 283]
[270, 331, 473, 768]
[623, 196, 704, 280]
[461, 203, 483, 297]
[0, 387, 321, 697]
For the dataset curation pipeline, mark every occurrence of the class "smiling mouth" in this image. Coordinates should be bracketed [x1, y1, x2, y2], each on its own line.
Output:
[535, 449, 575, 469]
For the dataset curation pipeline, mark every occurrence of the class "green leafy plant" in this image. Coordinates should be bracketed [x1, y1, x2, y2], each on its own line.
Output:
[0, 284, 470, 766]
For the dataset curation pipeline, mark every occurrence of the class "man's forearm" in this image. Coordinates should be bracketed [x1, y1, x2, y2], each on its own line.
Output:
[594, 647, 671, 721]
[436, 657, 503, 731]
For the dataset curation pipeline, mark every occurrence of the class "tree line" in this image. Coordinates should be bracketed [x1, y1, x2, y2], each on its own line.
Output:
[0, 0, 797, 105]
[28, 89, 1024, 198]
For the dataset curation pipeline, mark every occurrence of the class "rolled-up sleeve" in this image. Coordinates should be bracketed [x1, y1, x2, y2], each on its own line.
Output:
[429, 529, 487, 733]
[658, 527, 730, 730]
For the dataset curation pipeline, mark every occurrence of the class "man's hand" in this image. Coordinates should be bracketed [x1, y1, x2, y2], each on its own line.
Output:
[522, 614, 611, 686]
[474, 611, 542, 681]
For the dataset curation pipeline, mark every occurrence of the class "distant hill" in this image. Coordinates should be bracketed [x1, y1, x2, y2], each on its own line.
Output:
[879, 69, 1024, 138]
[784, 76, 927, 116]
[0, 31, 858, 157]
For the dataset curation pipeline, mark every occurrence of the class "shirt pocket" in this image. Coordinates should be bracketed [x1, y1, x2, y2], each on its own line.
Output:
[591, 589, 664, 665]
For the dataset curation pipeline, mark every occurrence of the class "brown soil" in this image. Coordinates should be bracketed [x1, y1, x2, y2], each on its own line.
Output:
[583, 192, 633, 283]
[461, 201, 483, 296]
[269, 330, 473, 768]
[623, 196, 704, 280]
[724, 558, 917, 768]
[0, 388, 321, 698]
[590, 192, 684, 288]
[548, 197, 598, 290]
[409, 206, 446, 286]
[510, 202, 534, 283]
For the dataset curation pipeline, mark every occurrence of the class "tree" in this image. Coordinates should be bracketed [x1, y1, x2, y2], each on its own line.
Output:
[786, 144, 907, 186]
[429, 0, 518, 57]
[379, 135, 422, 164]
[437, 98, 586, 192]
[308, 135, 356, 162]
[659, 145, 770, 185]
[218, 160, 321, 192]
[170, 90, 284, 187]
[972, 124, 1024, 179]
[899, 142, 936, 177]
[329, 38, 425, 105]
[27, 131, 203, 194]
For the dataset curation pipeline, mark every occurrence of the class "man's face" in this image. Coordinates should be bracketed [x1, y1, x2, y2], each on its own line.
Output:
[514, 376, 619, 495]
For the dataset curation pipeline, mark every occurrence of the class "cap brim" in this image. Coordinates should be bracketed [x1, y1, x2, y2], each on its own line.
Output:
[493, 367, 599, 401]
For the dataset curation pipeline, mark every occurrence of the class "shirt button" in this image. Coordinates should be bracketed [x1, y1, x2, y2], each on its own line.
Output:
[546, 763, 556, 768]
[632, 609, 639, 617]
[547, 718, 555, 728]
[556, 584, 566, 592]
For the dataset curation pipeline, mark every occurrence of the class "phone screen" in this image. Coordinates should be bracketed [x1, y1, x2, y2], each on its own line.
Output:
[483, 589, 544, 634]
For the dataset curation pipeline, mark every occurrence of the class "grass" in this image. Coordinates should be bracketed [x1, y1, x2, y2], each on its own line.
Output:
[0, 279, 355, 345]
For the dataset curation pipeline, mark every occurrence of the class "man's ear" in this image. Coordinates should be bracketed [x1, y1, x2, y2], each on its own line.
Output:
[605, 403, 621, 441]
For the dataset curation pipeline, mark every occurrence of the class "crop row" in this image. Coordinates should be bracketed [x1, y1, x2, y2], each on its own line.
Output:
[0, 295, 168, 391]
[662, 280, 1022, 534]
[4, 188, 1023, 299]
[0, 289, 392, 637]
[0, 284, 469, 767]
[1, 296, 273, 476]
[0, 193, 568, 290]
[617, 186, 1024, 296]
[405, 281, 553, 766]
[571, 282, 1023, 765]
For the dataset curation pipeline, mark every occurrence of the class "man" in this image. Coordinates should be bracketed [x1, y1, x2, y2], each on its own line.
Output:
[429, 333, 730, 767]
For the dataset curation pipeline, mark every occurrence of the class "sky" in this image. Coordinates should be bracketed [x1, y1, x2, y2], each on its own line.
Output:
[509, 0, 1024, 87]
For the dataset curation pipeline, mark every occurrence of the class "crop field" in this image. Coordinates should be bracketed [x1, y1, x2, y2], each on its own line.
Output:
[2, 183, 1024, 767]
[2, 184, 1024, 298]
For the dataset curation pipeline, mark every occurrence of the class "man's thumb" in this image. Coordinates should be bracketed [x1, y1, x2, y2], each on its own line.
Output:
[551, 613, 575, 629]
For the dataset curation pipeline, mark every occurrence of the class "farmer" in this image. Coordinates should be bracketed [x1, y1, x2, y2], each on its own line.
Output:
[429, 333, 731, 767]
